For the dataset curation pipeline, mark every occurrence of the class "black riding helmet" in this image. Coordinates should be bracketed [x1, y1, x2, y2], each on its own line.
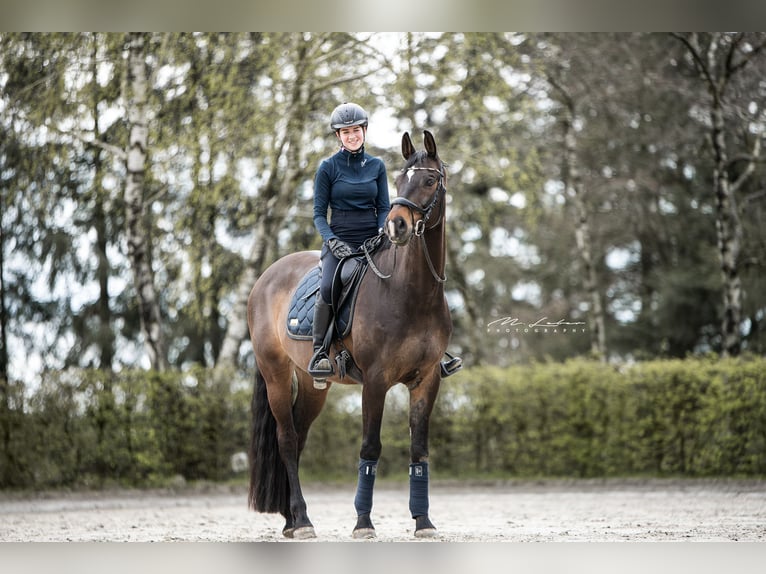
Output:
[330, 102, 369, 131]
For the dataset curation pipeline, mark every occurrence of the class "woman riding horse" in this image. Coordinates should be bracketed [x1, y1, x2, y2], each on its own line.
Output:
[247, 127, 461, 539]
[309, 103, 462, 386]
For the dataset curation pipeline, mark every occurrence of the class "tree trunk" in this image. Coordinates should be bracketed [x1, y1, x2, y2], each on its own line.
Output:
[0, 202, 8, 388]
[0, 220, 8, 371]
[0, 188, 13, 486]
[215, 222, 271, 370]
[91, 39, 115, 372]
[562, 106, 607, 361]
[124, 32, 167, 371]
[710, 103, 744, 357]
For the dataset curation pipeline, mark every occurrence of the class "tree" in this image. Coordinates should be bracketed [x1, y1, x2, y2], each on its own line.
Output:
[124, 32, 168, 371]
[672, 32, 766, 357]
[544, 62, 607, 360]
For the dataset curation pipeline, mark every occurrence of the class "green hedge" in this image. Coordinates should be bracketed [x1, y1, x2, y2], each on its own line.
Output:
[425, 355, 766, 478]
[0, 367, 251, 489]
[305, 355, 766, 479]
[1, 356, 764, 489]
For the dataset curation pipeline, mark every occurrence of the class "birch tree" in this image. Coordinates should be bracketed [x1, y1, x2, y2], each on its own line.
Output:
[559, 88, 607, 360]
[537, 35, 608, 360]
[124, 32, 167, 371]
[673, 32, 766, 357]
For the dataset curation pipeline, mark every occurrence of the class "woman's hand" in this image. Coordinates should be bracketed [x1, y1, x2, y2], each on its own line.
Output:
[328, 238, 354, 258]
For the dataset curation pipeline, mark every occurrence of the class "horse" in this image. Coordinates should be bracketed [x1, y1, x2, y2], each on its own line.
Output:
[246, 130, 452, 539]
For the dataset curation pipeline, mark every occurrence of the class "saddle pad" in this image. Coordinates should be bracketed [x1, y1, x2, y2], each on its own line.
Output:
[286, 266, 321, 340]
[286, 266, 354, 340]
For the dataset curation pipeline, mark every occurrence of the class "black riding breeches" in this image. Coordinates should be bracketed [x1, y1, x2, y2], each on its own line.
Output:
[319, 209, 378, 303]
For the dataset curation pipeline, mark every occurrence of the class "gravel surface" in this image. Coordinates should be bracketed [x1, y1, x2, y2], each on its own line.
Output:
[2, 479, 765, 542]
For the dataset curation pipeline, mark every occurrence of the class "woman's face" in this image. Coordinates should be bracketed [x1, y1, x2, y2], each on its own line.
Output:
[336, 125, 366, 152]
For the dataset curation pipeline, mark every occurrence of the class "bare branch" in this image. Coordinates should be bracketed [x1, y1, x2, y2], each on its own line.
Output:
[312, 71, 379, 95]
[744, 189, 766, 204]
[50, 124, 127, 160]
[730, 136, 761, 195]
[728, 37, 766, 76]
[545, 72, 575, 112]
[670, 32, 718, 96]
[726, 153, 766, 167]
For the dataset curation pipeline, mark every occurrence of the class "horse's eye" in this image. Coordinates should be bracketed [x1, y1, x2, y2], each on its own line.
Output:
[426, 177, 436, 186]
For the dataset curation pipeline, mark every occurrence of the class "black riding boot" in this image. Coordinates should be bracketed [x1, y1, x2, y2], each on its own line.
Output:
[308, 297, 334, 389]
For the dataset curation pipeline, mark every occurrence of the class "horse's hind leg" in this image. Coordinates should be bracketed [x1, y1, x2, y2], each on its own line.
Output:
[260, 360, 317, 539]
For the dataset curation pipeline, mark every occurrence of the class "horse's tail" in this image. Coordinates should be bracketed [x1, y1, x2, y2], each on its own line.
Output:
[248, 363, 290, 515]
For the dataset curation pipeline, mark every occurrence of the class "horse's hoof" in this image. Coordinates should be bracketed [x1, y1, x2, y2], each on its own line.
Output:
[292, 526, 317, 539]
[352, 528, 376, 540]
[414, 527, 439, 539]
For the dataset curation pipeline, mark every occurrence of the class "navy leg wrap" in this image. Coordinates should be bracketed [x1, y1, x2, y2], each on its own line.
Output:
[409, 461, 429, 518]
[354, 459, 377, 516]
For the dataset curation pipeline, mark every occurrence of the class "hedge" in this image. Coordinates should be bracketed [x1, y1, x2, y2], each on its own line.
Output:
[1, 356, 764, 489]
[0, 367, 251, 489]
[425, 355, 766, 478]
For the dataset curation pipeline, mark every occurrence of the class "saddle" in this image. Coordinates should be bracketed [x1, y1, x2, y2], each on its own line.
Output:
[286, 234, 386, 342]
[285, 255, 367, 342]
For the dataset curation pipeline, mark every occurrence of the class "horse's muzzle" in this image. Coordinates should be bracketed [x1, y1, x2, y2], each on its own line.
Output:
[386, 214, 412, 246]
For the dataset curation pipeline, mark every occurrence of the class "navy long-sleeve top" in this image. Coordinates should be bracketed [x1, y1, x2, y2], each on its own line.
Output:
[312, 146, 391, 243]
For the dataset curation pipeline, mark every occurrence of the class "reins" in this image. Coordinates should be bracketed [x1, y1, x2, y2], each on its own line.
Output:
[363, 235, 394, 279]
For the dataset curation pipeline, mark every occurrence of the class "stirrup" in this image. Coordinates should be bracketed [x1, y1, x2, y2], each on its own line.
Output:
[313, 378, 328, 390]
[440, 353, 463, 378]
[308, 350, 333, 389]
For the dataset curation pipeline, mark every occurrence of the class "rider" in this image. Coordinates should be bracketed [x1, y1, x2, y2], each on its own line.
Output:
[308, 102, 390, 383]
[308, 102, 463, 386]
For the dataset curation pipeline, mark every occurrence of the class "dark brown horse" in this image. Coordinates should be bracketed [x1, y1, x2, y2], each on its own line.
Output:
[246, 130, 452, 539]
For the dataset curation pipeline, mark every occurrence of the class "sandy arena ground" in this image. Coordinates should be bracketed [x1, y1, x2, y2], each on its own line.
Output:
[1, 479, 765, 542]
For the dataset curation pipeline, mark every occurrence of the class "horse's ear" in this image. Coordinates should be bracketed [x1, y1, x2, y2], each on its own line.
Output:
[423, 130, 437, 159]
[402, 132, 416, 160]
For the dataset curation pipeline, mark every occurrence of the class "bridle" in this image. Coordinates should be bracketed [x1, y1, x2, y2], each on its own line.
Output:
[367, 165, 447, 283]
[390, 166, 446, 238]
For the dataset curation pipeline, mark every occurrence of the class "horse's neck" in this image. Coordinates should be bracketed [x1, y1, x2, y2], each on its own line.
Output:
[423, 221, 446, 280]
[385, 221, 446, 295]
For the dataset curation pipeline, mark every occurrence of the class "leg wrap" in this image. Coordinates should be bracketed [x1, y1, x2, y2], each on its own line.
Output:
[409, 461, 430, 518]
[353, 459, 377, 517]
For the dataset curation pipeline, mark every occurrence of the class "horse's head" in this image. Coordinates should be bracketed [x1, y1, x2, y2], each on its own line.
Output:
[386, 130, 446, 247]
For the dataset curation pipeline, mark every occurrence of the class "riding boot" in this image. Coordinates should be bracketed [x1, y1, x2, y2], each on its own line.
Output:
[308, 297, 334, 389]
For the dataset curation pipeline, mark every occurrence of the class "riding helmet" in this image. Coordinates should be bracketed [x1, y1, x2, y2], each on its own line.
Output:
[330, 102, 369, 131]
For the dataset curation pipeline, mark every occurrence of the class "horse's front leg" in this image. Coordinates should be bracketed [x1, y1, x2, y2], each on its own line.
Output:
[408, 368, 441, 538]
[352, 379, 388, 539]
